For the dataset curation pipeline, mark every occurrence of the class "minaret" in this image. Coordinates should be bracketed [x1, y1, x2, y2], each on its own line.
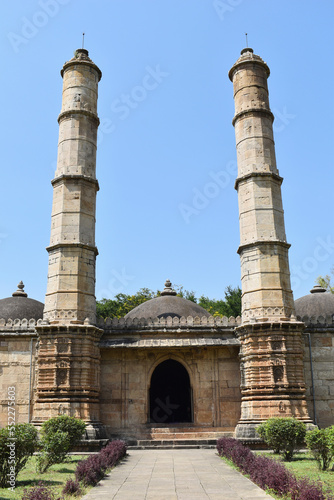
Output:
[43, 48, 101, 324]
[33, 49, 104, 437]
[229, 48, 311, 439]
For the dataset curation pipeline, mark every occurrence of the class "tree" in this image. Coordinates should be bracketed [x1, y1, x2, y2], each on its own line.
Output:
[96, 288, 156, 319]
[36, 416, 86, 473]
[256, 417, 306, 461]
[222, 285, 242, 318]
[96, 285, 242, 319]
[305, 426, 334, 471]
[0, 423, 38, 487]
[316, 267, 334, 293]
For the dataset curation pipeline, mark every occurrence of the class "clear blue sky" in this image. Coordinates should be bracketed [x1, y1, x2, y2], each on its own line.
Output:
[1, 0, 333, 304]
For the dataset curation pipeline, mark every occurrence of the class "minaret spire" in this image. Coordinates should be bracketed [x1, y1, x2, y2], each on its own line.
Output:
[229, 48, 311, 439]
[33, 49, 105, 438]
[43, 47, 101, 325]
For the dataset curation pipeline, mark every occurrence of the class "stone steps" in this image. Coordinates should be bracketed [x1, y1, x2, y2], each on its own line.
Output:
[129, 439, 218, 449]
[126, 427, 233, 449]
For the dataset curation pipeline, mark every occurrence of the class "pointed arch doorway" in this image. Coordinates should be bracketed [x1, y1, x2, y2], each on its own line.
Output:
[149, 359, 193, 424]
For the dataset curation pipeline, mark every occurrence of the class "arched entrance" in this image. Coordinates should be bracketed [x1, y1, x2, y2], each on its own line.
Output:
[149, 359, 192, 423]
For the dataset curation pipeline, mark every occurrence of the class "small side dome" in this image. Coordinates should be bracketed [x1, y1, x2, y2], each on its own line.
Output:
[294, 285, 334, 318]
[124, 280, 212, 320]
[0, 282, 44, 321]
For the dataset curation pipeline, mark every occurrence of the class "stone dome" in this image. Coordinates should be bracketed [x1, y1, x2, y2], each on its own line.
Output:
[294, 285, 334, 318]
[0, 282, 44, 321]
[124, 280, 212, 320]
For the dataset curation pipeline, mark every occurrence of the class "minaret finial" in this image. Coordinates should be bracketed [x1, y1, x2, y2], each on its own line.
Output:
[245, 32, 248, 47]
[82, 32, 85, 49]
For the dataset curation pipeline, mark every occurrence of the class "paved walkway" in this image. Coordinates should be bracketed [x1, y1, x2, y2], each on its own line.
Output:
[81, 449, 274, 499]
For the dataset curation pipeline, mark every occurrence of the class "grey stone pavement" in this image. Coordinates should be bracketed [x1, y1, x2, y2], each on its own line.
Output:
[81, 449, 274, 499]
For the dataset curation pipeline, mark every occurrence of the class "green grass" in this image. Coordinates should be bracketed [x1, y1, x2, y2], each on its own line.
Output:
[220, 451, 334, 499]
[255, 451, 334, 498]
[0, 455, 90, 500]
[281, 452, 334, 494]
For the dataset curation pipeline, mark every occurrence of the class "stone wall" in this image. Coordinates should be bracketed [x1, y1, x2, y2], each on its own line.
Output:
[301, 316, 334, 428]
[0, 327, 37, 427]
[99, 346, 241, 439]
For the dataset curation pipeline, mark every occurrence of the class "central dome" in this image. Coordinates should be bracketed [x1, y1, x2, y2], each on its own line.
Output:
[124, 280, 212, 320]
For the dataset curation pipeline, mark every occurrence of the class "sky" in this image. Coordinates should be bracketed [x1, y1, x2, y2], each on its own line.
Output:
[0, 0, 333, 305]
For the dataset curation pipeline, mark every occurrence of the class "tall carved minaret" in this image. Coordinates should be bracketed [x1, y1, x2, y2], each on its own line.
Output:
[34, 49, 104, 436]
[43, 48, 101, 324]
[229, 48, 311, 439]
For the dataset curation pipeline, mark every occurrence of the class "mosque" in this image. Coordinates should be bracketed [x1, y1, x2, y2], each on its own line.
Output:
[0, 47, 333, 446]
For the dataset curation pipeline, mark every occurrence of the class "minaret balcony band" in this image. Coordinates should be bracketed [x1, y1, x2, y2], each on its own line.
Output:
[232, 107, 274, 127]
[58, 108, 100, 126]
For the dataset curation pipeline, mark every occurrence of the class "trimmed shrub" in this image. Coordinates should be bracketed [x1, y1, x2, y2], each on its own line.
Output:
[22, 482, 55, 500]
[216, 437, 329, 500]
[0, 423, 38, 487]
[100, 439, 127, 468]
[248, 454, 292, 496]
[305, 426, 334, 471]
[37, 415, 86, 473]
[62, 478, 82, 496]
[256, 417, 306, 460]
[216, 437, 238, 459]
[289, 476, 328, 500]
[257, 419, 282, 453]
[75, 439, 127, 487]
[75, 454, 107, 486]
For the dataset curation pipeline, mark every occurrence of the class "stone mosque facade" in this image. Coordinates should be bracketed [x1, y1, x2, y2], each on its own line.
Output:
[1, 48, 333, 445]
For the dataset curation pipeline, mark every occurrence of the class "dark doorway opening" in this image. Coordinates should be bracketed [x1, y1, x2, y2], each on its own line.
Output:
[149, 359, 192, 424]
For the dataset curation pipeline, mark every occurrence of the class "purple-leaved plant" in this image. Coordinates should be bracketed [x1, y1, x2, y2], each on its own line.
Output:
[216, 437, 332, 500]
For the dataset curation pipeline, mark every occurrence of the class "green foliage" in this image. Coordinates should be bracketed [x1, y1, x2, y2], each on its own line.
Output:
[256, 417, 306, 461]
[305, 426, 334, 470]
[96, 285, 242, 319]
[96, 288, 156, 318]
[36, 416, 86, 473]
[0, 423, 38, 487]
[257, 420, 282, 454]
[316, 269, 334, 293]
[174, 286, 197, 303]
[223, 285, 242, 318]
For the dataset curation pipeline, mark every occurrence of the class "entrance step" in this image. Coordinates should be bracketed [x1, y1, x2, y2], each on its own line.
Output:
[129, 439, 218, 449]
[126, 427, 234, 449]
[148, 427, 233, 440]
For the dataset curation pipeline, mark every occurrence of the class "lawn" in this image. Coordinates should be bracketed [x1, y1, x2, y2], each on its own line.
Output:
[255, 451, 334, 499]
[0, 455, 90, 500]
[281, 452, 334, 496]
[220, 450, 334, 499]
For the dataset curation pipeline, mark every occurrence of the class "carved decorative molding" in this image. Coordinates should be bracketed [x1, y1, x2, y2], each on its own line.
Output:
[97, 315, 242, 330]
